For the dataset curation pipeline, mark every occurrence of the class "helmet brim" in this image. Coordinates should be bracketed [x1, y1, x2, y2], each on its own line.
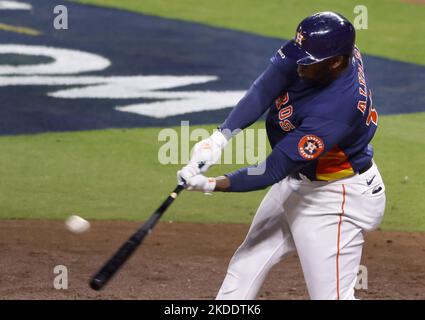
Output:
[281, 40, 325, 65]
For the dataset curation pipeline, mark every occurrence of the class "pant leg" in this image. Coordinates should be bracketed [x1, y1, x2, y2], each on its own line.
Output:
[287, 201, 364, 300]
[285, 165, 386, 300]
[216, 179, 296, 300]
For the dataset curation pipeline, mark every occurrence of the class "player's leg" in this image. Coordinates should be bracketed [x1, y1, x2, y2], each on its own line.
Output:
[216, 179, 296, 300]
[286, 166, 385, 300]
[288, 204, 364, 300]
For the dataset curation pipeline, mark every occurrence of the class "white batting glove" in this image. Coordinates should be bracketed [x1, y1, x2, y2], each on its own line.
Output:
[177, 163, 200, 186]
[186, 175, 216, 193]
[191, 131, 228, 172]
[177, 131, 228, 185]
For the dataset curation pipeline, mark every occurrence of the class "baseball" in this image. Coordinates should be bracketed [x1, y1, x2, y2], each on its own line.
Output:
[65, 215, 90, 234]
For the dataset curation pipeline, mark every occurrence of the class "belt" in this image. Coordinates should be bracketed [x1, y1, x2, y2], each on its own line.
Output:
[290, 160, 373, 181]
[358, 160, 373, 175]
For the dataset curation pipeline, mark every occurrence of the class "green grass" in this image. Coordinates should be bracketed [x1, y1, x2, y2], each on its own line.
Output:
[0, 126, 263, 223]
[77, 0, 425, 65]
[1, 112, 424, 231]
[1, 0, 423, 232]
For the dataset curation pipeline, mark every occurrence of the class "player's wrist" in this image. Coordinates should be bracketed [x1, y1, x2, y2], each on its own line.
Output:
[214, 176, 231, 191]
[185, 175, 216, 192]
[205, 177, 216, 193]
[210, 130, 229, 149]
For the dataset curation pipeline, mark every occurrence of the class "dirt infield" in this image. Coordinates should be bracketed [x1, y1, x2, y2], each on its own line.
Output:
[0, 220, 424, 300]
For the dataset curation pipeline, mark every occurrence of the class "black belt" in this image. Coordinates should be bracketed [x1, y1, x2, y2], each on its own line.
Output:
[290, 160, 373, 181]
[358, 160, 373, 175]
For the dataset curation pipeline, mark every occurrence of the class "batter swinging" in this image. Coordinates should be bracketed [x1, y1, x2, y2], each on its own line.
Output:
[177, 12, 386, 300]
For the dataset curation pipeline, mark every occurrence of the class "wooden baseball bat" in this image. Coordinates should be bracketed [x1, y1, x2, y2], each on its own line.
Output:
[89, 184, 185, 291]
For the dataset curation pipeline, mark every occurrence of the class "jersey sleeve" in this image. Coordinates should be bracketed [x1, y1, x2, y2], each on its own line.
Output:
[219, 49, 297, 135]
[225, 146, 302, 192]
[225, 116, 352, 192]
[270, 45, 298, 74]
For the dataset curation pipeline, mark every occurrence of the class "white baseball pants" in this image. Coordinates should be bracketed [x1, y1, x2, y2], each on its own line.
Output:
[216, 162, 386, 300]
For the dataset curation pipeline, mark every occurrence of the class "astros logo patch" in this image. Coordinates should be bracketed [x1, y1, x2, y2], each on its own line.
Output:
[298, 135, 324, 160]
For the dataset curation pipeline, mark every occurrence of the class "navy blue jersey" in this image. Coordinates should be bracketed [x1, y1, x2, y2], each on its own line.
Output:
[220, 46, 379, 191]
[266, 46, 378, 180]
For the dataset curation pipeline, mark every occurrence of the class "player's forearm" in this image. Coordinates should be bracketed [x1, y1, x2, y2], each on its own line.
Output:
[214, 147, 298, 192]
[221, 165, 282, 192]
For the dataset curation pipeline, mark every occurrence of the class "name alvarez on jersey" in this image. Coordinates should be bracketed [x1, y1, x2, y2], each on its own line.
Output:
[266, 46, 378, 181]
[219, 46, 379, 191]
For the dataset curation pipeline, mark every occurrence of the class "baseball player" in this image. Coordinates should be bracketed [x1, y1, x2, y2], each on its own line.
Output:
[178, 12, 386, 300]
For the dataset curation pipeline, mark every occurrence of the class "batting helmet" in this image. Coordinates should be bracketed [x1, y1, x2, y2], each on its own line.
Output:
[281, 12, 355, 65]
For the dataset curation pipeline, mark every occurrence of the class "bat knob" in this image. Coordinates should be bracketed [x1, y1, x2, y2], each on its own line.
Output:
[89, 277, 104, 291]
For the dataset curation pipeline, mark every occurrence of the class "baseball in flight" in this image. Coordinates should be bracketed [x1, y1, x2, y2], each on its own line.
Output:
[65, 215, 91, 234]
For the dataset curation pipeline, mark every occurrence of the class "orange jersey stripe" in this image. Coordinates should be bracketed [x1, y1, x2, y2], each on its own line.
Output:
[336, 184, 346, 300]
[316, 146, 354, 181]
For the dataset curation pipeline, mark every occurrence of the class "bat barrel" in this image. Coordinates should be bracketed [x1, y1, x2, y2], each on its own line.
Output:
[89, 184, 185, 291]
[89, 238, 141, 290]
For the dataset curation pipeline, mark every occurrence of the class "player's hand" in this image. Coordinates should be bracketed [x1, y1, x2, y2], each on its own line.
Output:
[177, 163, 200, 186]
[177, 131, 228, 185]
[190, 131, 228, 173]
[185, 175, 216, 193]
